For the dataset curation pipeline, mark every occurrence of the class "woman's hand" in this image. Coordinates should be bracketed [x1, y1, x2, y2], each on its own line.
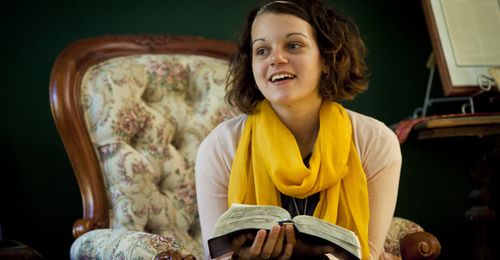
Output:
[284, 225, 349, 259]
[230, 225, 293, 259]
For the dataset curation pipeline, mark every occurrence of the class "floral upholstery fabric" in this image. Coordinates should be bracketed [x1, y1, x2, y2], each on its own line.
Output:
[70, 229, 190, 259]
[79, 54, 238, 259]
[383, 217, 425, 257]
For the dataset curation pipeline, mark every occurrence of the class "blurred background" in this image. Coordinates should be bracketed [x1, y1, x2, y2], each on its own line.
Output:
[1, 0, 497, 259]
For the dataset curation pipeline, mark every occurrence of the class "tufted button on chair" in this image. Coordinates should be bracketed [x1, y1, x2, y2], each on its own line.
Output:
[50, 35, 441, 260]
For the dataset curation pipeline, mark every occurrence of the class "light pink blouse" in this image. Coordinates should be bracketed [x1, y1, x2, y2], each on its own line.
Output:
[195, 110, 402, 260]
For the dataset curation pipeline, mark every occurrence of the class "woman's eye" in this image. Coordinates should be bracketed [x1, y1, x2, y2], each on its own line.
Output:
[288, 43, 302, 50]
[255, 48, 268, 56]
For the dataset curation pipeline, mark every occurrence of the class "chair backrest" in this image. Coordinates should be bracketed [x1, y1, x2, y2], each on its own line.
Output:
[49, 35, 237, 258]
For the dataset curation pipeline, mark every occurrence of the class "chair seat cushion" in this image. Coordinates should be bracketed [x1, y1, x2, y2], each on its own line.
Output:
[70, 229, 192, 259]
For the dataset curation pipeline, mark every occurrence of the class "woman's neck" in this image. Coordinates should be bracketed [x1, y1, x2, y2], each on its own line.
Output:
[271, 99, 322, 158]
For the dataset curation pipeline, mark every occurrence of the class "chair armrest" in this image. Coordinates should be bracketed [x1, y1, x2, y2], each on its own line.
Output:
[384, 217, 442, 259]
[70, 229, 196, 260]
[400, 231, 441, 260]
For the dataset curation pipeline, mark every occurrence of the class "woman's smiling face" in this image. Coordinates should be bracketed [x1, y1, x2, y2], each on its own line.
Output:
[251, 12, 325, 109]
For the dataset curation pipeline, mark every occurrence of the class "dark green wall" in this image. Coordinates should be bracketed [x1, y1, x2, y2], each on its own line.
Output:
[1, 0, 490, 259]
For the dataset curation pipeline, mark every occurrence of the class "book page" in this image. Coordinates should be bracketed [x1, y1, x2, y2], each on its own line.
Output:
[211, 204, 290, 238]
[430, 0, 494, 87]
[293, 215, 361, 259]
[441, 0, 500, 66]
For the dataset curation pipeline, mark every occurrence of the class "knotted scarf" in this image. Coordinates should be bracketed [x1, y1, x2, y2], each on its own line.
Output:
[228, 100, 370, 259]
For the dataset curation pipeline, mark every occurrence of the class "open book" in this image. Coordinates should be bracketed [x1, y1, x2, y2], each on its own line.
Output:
[208, 203, 361, 259]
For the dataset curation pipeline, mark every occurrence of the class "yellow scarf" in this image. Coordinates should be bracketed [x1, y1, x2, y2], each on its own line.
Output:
[228, 100, 370, 259]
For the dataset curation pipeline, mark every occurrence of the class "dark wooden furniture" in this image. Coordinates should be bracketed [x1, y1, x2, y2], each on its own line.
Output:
[413, 114, 500, 259]
[400, 231, 441, 260]
[0, 240, 42, 260]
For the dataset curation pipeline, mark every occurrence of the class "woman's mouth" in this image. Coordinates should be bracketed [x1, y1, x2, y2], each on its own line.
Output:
[269, 73, 296, 83]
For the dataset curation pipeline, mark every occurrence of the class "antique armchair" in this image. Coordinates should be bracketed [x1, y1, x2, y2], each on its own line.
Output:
[49, 35, 441, 260]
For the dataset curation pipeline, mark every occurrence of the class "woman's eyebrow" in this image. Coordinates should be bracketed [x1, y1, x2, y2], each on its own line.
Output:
[251, 38, 265, 47]
[251, 32, 308, 47]
[286, 32, 308, 38]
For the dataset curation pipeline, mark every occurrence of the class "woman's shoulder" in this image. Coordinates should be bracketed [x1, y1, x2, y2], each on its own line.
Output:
[210, 114, 247, 138]
[199, 114, 247, 152]
[346, 109, 396, 140]
[345, 109, 401, 179]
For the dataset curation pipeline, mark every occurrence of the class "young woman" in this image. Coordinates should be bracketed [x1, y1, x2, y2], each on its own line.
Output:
[195, 0, 401, 259]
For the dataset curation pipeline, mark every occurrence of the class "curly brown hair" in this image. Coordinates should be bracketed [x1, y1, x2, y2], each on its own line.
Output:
[225, 0, 369, 114]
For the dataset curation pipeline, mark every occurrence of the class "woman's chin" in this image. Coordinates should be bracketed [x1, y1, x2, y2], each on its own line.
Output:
[266, 98, 294, 108]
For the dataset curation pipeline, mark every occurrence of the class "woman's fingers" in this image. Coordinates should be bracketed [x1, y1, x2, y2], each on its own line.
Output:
[274, 225, 294, 260]
[259, 225, 281, 259]
[271, 226, 286, 258]
[230, 231, 264, 259]
[277, 243, 294, 260]
[230, 233, 247, 252]
[248, 229, 267, 257]
[232, 227, 293, 259]
[284, 225, 296, 246]
[232, 226, 337, 259]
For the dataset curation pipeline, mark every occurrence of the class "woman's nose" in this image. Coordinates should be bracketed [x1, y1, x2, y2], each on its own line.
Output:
[270, 50, 288, 66]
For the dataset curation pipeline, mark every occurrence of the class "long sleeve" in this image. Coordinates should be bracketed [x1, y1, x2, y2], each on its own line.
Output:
[349, 110, 402, 260]
[195, 115, 246, 259]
